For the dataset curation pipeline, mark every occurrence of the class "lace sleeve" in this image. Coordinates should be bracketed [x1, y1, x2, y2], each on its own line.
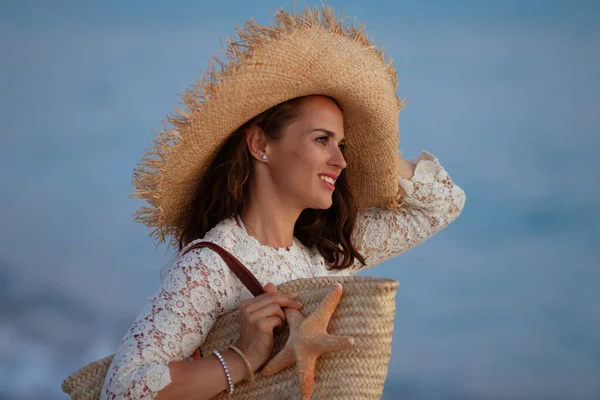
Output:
[348, 152, 466, 272]
[100, 249, 236, 400]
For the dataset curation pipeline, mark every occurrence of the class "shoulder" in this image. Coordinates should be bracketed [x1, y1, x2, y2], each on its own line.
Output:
[172, 216, 246, 297]
[179, 217, 239, 263]
[181, 216, 237, 246]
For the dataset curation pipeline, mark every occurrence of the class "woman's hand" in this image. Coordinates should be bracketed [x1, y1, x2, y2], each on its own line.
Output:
[235, 282, 303, 371]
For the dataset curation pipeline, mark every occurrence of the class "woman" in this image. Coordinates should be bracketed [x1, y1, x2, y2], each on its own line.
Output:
[101, 6, 465, 400]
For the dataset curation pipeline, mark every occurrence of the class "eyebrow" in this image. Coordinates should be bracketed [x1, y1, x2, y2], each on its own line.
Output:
[311, 128, 346, 142]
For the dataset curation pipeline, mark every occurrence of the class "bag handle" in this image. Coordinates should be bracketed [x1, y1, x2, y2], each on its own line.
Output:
[182, 241, 265, 297]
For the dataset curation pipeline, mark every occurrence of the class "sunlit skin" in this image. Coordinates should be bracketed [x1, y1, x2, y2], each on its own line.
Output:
[241, 95, 347, 249]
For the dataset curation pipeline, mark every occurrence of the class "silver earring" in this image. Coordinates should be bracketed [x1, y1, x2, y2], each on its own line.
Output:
[261, 154, 267, 160]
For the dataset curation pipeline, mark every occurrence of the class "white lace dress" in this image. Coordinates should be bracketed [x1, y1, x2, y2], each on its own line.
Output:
[100, 152, 466, 400]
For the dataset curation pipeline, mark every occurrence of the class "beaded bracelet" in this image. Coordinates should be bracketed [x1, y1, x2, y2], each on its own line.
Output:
[212, 350, 234, 395]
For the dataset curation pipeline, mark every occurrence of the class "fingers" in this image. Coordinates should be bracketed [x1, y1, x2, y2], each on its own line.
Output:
[263, 282, 277, 293]
[239, 283, 302, 328]
[250, 302, 286, 323]
[257, 316, 284, 333]
[245, 293, 302, 314]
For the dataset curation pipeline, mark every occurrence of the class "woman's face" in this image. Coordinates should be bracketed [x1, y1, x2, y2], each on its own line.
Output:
[267, 96, 347, 210]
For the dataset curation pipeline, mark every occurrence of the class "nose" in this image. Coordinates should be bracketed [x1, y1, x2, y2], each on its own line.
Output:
[329, 145, 347, 170]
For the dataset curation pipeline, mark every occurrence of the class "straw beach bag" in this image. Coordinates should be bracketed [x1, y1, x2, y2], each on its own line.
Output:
[62, 243, 399, 399]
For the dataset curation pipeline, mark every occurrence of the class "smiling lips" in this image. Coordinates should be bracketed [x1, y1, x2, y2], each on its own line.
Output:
[319, 174, 338, 191]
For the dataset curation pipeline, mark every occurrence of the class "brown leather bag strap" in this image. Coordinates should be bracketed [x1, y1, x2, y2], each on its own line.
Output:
[182, 241, 265, 297]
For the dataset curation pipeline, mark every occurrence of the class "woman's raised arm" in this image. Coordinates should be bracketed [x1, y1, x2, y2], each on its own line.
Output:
[347, 152, 466, 272]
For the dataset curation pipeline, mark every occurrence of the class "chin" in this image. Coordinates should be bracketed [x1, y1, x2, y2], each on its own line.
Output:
[309, 196, 334, 210]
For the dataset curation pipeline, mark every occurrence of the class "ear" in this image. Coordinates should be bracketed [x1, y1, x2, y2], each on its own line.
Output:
[246, 125, 269, 161]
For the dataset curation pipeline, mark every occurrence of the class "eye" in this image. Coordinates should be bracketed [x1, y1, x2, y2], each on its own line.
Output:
[316, 136, 346, 153]
[316, 136, 328, 145]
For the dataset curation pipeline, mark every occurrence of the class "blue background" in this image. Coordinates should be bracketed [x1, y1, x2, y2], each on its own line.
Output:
[1, 0, 598, 399]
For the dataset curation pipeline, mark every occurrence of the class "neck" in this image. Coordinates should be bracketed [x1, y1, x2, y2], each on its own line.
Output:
[240, 178, 302, 250]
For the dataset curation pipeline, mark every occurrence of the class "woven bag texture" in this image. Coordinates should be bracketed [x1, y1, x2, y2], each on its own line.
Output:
[62, 276, 399, 400]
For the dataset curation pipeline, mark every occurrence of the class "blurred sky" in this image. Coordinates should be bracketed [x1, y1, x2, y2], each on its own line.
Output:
[1, 0, 599, 399]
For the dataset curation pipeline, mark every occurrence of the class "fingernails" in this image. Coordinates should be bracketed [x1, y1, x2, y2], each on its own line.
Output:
[290, 292, 299, 298]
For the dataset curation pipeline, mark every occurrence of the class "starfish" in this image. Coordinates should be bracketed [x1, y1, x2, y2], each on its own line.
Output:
[261, 283, 354, 399]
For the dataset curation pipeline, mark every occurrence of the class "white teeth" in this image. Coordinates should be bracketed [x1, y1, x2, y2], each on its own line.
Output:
[319, 175, 335, 185]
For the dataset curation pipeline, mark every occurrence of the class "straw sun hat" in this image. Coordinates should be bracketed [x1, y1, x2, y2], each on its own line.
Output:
[132, 3, 407, 245]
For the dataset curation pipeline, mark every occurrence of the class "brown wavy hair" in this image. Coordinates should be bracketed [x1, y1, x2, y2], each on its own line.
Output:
[178, 96, 366, 270]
